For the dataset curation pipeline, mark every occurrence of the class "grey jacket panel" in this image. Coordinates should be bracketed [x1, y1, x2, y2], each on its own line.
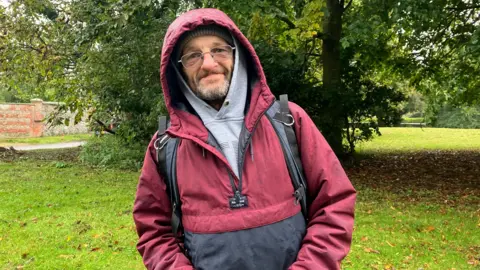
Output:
[184, 212, 306, 270]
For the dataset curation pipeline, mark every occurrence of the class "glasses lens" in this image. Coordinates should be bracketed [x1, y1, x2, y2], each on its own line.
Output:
[211, 46, 233, 59]
[182, 52, 201, 68]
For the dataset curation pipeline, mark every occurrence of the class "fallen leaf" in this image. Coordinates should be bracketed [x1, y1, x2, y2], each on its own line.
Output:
[425, 226, 435, 232]
[21, 253, 28, 259]
[364, 247, 380, 254]
[361, 236, 368, 242]
[386, 241, 395, 247]
[91, 247, 101, 252]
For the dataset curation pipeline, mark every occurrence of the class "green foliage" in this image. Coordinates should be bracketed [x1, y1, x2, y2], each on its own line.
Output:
[80, 135, 145, 170]
[1, 0, 478, 155]
[403, 92, 426, 115]
[434, 105, 480, 129]
[341, 46, 406, 153]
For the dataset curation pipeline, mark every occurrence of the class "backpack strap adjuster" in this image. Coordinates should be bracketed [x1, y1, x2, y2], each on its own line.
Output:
[273, 94, 295, 126]
[274, 112, 295, 126]
[293, 185, 306, 205]
[154, 134, 170, 151]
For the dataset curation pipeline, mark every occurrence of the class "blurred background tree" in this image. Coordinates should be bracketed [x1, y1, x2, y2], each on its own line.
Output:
[1, 0, 478, 155]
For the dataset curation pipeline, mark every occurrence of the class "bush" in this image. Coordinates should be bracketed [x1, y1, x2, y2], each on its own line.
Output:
[434, 105, 480, 129]
[80, 135, 146, 170]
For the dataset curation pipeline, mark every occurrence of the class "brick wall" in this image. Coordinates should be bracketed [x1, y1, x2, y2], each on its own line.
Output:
[0, 99, 89, 138]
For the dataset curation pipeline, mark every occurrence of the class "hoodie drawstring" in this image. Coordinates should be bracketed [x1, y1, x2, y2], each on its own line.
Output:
[250, 141, 254, 161]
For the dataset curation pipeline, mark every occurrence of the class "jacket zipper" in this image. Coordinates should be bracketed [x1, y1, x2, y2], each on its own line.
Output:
[237, 100, 275, 187]
[166, 99, 274, 196]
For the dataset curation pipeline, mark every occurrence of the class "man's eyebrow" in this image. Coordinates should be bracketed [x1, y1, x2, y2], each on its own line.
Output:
[182, 45, 198, 54]
[211, 41, 228, 46]
[183, 41, 229, 54]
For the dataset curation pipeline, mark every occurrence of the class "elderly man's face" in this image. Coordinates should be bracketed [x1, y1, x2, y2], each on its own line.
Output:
[181, 35, 234, 102]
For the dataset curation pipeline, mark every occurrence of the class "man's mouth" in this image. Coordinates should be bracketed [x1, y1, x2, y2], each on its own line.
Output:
[199, 73, 224, 82]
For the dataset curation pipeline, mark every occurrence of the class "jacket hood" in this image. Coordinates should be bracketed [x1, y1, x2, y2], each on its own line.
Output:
[160, 8, 275, 140]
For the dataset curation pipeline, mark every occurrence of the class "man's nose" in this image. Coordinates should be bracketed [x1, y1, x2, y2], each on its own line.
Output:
[200, 53, 217, 70]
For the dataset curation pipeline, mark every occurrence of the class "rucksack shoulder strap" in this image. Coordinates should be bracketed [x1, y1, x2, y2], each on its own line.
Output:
[154, 116, 186, 254]
[266, 95, 309, 221]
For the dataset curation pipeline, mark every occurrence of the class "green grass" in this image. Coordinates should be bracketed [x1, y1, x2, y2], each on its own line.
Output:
[357, 127, 480, 153]
[401, 117, 425, 123]
[0, 161, 143, 270]
[1, 136, 479, 269]
[343, 186, 479, 269]
[0, 134, 92, 146]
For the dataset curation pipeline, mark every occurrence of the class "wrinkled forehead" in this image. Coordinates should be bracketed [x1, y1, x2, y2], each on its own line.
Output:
[182, 35, 230, 54]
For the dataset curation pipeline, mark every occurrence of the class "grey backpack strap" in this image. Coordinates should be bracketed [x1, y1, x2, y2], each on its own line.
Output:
[277, 95, 305, 177]
[266, 95, 308, 221]
[154, 116, 187, 255]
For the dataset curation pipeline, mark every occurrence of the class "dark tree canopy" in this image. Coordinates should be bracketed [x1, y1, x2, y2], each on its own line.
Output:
[1, 0, 478, 154]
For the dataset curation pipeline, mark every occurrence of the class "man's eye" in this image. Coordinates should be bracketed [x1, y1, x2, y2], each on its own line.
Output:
[185, 53, 201, 60]
[211, 47, 227, 54]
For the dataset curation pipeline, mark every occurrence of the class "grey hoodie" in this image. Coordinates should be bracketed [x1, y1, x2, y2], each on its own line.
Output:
[173, 37, 248, 177]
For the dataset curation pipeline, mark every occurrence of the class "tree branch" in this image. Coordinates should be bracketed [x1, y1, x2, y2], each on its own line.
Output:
[21, 44, 42, 54]
[95, 119, 116, 135]
[344, 0, 353, 11]
[276, 13, 296, 29]
[313, 32, 328, 40]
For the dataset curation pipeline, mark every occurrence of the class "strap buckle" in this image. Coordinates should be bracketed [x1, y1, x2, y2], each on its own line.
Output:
[273, 112, 295, 127]
[282, 114, 295, 126]
[154, 134, 170, 151]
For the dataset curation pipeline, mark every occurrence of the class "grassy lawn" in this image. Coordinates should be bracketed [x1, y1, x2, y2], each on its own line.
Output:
[402, 117, 425, 123]
[1, 127, 479, 269]
[345, 175, 479, 269]
[357, 127, 480, 153]
[0, 160, 144, 270]
[0, 134, 92, 147]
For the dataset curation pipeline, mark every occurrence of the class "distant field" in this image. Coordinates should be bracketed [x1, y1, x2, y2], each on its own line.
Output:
[0, 134, 91, 146]
[357, 127, 480, 153]
[401, 117, 425, 123]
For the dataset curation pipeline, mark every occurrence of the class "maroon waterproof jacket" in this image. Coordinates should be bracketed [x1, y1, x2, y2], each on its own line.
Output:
[133, 8, 356, 270]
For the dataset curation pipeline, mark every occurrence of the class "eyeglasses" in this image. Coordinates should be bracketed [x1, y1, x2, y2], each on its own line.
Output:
[178, 45, 235, 69]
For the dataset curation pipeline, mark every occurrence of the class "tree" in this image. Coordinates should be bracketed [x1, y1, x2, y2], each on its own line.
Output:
[1, 0, 476, 155]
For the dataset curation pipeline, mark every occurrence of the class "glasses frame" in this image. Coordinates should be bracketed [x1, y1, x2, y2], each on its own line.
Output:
[178, 45, 236, 69]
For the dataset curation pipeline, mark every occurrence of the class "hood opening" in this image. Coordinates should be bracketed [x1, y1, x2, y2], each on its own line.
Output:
[165, 40, 259, 116]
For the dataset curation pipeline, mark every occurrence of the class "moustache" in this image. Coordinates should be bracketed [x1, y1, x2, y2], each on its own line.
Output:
[197, 69, 226, 81]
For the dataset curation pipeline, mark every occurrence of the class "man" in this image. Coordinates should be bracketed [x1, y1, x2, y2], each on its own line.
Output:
[133, 8, 356, 270]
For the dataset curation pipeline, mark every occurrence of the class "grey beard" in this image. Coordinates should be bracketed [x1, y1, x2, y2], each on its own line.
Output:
[195, 80, 230, 102]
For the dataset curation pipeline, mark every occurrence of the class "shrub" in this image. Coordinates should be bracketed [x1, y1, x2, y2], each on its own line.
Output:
[434, 105, 480, 129]
[80, 135, 146, 170]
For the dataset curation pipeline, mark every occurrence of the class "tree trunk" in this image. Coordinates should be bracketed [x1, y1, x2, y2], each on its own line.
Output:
[322, 0, 345, 155]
